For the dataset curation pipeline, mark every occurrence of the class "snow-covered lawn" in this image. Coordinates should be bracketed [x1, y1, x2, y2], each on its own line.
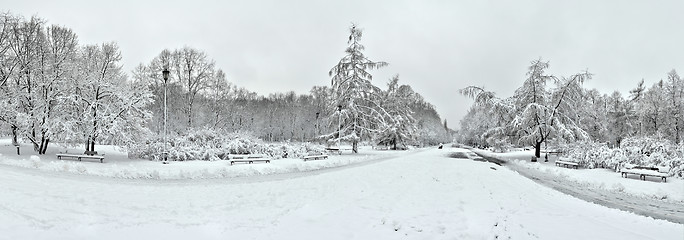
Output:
[1, 145, 682, 239]
[0, 138, 401, 179]
[472, 149, 684, 203]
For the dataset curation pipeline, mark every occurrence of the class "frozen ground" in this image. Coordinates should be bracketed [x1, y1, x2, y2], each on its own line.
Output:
[1, 144, 682, 239]
[0, 138, 400, 180]
[471, 148, 684, 224]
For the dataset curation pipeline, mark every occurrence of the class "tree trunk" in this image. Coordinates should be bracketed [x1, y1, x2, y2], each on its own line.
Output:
[535, 141, 542, 158]
[393, 137, 397, 150]
[11, 125, 18, 146]
[85, 138, 91, 151]
[40, 138, 49, 154]
[352, 141, 358, 153]
[90, 139, 95, 152]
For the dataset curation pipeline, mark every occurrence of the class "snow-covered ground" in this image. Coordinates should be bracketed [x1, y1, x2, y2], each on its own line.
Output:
[0, 138, 401, 179]
[1, 145, 682, 239]
[472, 149, 684, 203]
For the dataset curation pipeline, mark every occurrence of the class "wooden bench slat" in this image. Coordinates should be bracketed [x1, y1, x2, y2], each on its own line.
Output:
[303, 155, 329, 161]
[555, 160, 579, 169]
[56, 153, 105, 163]
[230, 158, 271, 166]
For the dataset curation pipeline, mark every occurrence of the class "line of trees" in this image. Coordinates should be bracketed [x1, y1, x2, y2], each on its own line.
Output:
[131, 24, 452, 152]
[459, 59, 684, 157]
[1, 12, 452, 156]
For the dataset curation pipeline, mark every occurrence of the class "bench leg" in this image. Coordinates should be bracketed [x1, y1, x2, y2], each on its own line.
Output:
[663, 177, 666, 183]
[230, 161, 234, 166]
[640, 175, 645, 181]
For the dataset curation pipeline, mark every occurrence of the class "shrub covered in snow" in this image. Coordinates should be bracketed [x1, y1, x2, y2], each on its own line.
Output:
[564, 136, 683, 178]
[129, 128, 326, 161]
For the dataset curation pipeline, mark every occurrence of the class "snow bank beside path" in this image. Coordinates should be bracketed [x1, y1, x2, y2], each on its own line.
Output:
[0, 141, 402, 180]
[473, 149, 684, 203]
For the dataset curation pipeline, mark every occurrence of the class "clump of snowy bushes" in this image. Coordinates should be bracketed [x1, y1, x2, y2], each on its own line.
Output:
[563, 136, 684, 178]
[129, 128, 326, 161]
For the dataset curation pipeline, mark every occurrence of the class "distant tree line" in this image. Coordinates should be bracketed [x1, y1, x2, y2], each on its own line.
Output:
[0, 13, 451, 156]
[459, 59, 683, 157]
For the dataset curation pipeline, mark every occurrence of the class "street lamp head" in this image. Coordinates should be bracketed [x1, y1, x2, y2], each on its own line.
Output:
[162, 69, 170, 82]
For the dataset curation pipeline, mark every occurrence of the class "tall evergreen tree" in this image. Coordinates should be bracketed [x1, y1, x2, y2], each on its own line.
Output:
[327, 24, 388, 153]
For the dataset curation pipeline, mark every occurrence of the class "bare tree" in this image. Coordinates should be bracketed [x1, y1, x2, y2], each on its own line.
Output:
[171, 47, 215, 128]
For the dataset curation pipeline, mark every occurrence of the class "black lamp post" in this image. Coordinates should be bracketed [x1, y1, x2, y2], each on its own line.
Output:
[162, 68, 170, 163]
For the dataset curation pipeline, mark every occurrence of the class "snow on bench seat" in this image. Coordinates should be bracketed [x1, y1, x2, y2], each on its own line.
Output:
[325, 147, 342, 155]
[555, 160, 579, 169]
[230, 158, 271, 165]
[56, 153, 105, 163]
[620, 168, 668, 182]
[227, 154, 271, 165]
[303, 154, 328, 161]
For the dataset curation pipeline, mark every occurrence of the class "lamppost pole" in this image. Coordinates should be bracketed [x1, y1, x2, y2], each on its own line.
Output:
[162, 68, 170, 163]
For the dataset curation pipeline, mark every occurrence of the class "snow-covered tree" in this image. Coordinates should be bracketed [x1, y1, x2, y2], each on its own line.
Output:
[375, 75, 417, 150]
[171, 47, 215, 128]
[606, 91, 634, 147]
[461, 59, 591, 157]
[206, 69, 231, 129]
[665, 70, 683, 143]
[636, 80, 667, 136]
[57, 42, 152, 152]
[327, 24, 388, 153]
[5, 16, 78, 154]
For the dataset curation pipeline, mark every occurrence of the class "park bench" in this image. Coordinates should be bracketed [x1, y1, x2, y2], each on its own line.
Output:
[555, 160, 579, 169]
[56, 152, 105, 163]
[325, 147, 342, 155]
[303, 154, 328, 161]
[228, 154, 271, 166]
[620, 166, 669, 182]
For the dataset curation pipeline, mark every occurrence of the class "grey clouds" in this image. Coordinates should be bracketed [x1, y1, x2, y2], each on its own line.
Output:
[5, 0, 684, 127]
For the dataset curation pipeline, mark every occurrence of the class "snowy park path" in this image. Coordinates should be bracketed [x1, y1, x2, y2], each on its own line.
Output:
[473, 151, 684, 224]
[1, 148, 682, 240]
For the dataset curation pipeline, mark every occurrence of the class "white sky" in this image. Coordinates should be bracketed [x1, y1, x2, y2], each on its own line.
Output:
[4, 0, 684, 128]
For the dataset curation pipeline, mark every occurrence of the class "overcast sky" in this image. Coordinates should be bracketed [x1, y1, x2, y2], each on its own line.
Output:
[5, 0, 684, 129]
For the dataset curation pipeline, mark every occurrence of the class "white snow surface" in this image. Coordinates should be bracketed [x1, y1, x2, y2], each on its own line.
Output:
[1, 144, 683, 239]
[474, 149, 684, 202]
[0, 139, 399, 180]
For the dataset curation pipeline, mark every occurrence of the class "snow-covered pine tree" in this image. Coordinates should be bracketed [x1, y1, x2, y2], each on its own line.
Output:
[327, 24, 388, 153]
